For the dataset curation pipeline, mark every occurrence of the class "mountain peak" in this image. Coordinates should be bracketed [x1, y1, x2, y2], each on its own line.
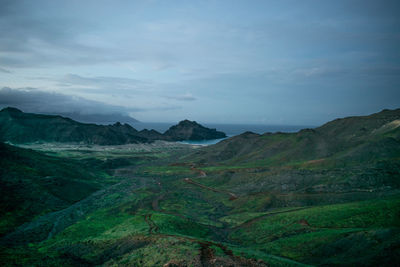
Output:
[0, 109, 227, 144]
[178, 119, 198, 126]
[164, 120, 226, 141]
[1, 107, 23, 113]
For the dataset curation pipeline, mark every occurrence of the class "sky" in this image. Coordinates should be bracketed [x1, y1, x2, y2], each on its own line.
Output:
[0, 0, 399, 125]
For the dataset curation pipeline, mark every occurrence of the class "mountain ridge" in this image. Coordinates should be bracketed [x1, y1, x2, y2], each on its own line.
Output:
[47, 111, 140, 125]
[187, 108, 400, 164]
[163, 119, 227, 141]
[0, 107, 227, 144]
[1, 107, 399, 266]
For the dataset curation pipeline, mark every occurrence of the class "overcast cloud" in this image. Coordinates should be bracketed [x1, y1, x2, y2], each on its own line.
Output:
[0, 87, 139, 114]
[0, 0, 399, 124]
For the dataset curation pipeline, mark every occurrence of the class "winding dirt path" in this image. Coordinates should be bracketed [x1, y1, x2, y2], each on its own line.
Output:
[141, 169, 304, 266]
[152, 193, 165, 212]
[190, 166, 207, 177]
[144, 179, 223, 233]
[144, 214, 158, 234]
[141, 178, 266, 266]
[145, 230, 267, 266]
[140, 176, 306, 266]
[183, 178, 238, 200]
[233, 207, 310, 230]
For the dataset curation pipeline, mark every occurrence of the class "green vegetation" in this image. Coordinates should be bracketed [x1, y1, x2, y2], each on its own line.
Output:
[0, 107, 227, 145]
[0, 142, 114, 236]
[1, 108, 400, 266]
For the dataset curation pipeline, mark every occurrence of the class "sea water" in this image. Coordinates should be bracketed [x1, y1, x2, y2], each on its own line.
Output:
[130, 122, 314, 146]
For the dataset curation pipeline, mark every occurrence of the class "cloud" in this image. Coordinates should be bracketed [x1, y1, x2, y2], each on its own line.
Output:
[0, 1, 99, 68]
[0, 87, 184, 121]
[0, 87, 142, 115]
[58, 74, 150, 94]
[152, 62, 173, 71]
[0, 1, 177, 69]
[0, 67, 11, 73]
[165, 93, 197, 101]
[0, 1, 399, 124]
[360, 66, 400, 76]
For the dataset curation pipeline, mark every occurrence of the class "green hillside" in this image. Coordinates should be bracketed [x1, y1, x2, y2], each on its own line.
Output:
[0, 108, 399, 266]
[0, 108, 227, 145]
[0, 107, 149, 145]
[179, 108, 400, 207]
[187, 108, 400, 165]
[0, 142, 115, 237]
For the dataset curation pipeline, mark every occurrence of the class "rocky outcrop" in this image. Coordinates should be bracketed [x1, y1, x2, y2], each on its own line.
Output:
[0, 107, 148, 145]
[163, 119, 227, 141]
[0, 108, 227, 144]
[137, 129, 165, 140]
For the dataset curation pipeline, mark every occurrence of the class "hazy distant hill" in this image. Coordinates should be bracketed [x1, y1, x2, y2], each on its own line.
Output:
[0, 107, 227, 144]
[0, 107, 148, 145]
[185, 108, 400, 197]
[164, 119, 227, 141]
[51, 112, 139, 125]
[189, 108, 400, 165]
[1, 108, 399, 266]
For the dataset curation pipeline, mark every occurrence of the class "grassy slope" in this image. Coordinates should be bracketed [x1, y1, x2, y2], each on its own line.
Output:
[176, 109, 400, 209]
[2, 166, 398, 266]
[229, 196, 400, 265]
[185, 109, 400, 165]
[1, 109, 400, 266]
[0, 107, 148, 145]
[0, 142, 114, 237]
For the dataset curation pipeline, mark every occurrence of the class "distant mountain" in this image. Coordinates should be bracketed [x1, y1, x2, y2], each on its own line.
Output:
[0, 107, 147, 145]
[52, 112, 139, 125]
[0, 108, 227, 144]
[189, 108, 400, 164]
[137, 128, 165, 140]
[1, 109, 400, 266]
[185, 108, 400, 195]
[163, 119, 227, 141]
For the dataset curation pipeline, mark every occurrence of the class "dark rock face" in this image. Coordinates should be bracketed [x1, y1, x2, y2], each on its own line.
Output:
[0, 108, 227, 144]
[163, 119, 227, 141]
[137, 129, 164, 140]
[1, 107, 23, 113]
[0, 107, 148, 145]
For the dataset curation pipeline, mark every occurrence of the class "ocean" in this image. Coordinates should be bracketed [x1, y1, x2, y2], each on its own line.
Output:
[130, 122, 315, 145]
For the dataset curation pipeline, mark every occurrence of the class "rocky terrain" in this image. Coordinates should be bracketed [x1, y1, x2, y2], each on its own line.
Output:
[0, 107, 226, 145]
[0, 108, 399, 266]
[163, 119, 227, 141]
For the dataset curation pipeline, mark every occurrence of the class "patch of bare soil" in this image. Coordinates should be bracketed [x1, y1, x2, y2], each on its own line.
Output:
[144, 214, 158, 234]
[183, 178, 238, 201]
[233, 207, 310, 230]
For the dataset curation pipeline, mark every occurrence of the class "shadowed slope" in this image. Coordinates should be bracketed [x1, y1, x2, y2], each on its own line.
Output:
[1, 109, 399, 266]
[0, 107, 148, 145]
[164, 119, 227, 141]
[188, 108, 400, 165]
[180, 108, 400, 206]
[0, 108, 227, 144]
[0, 142, 112, 236]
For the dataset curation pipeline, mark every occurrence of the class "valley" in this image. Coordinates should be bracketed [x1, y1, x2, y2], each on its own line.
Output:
[2, 1, 398, 265]
[1, 109, 400, 266]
